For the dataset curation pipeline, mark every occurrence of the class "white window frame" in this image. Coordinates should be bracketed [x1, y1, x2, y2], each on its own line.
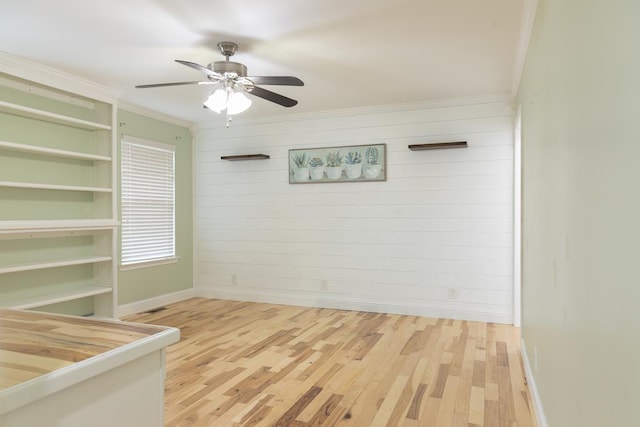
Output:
[120, 135, 176, 269]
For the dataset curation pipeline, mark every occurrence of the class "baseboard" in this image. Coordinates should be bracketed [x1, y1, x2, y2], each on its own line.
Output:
[115, 288, 196, 318]
[316, 298, 512, 324]
[521, 337, 549, 427]
[194, 287, 512, 324]
[194, 287, 318, 309]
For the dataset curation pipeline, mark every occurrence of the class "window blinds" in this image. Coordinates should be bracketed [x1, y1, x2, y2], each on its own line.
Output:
[121, 137, 175, 265]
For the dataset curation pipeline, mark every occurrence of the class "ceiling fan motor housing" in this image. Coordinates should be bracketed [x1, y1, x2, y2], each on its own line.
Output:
[209, 61, 247, 77]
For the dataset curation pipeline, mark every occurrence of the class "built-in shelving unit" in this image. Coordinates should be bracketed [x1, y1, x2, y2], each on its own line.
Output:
[408, 141, 468, 150]
[0, 181, 112, 192]
[0, 140, 111, 161]
[0, 256, 112, 275]
[0, 285, 112, 310]
[0, 219, 118, 233]
[0, 100, 112, 130]
[0, 65, 117, 317]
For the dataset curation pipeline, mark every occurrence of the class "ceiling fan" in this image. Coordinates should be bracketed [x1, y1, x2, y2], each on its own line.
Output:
[136, 41, 304, 124]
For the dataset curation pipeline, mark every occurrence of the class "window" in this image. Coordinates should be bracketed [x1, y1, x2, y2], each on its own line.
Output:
[121, 136, 175, 266]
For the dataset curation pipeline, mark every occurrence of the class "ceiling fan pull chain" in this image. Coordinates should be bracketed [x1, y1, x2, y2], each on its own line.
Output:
[224, 86, 230, 127]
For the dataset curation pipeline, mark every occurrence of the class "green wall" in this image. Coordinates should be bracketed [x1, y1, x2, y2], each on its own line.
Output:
[518, 1, 640, 425]
[116, 109, 193, 305]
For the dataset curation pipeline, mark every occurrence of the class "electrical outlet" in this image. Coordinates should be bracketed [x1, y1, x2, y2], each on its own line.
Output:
[447, 288, 457, 299]
[231, 275, 237, 286]
[321, 280, 328, 291]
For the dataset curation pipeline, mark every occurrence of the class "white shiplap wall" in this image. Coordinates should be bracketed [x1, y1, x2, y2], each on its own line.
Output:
[194, 96, 515, 323]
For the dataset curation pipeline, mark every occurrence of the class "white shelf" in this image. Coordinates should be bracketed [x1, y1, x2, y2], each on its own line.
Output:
[0, 140, 111, 161]
[0, 181, 112, 192]
[0, 286, 112, 310]
[0, 256, 112, 275]
[0, 219, 118, 234]
[0, 100, 111, 131]
[0, 71, 117, 317]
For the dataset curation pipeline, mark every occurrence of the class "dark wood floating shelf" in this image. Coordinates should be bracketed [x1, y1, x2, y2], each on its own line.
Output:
[408, 141, 468, 151]
[221, 154, 270, 161]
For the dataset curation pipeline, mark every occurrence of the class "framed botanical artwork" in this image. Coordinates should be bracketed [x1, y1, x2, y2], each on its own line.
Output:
[288, 143, 386, 184]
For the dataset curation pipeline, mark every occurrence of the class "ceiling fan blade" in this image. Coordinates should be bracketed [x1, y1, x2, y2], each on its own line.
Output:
[246, 76, 304, 86]
[135, 81, 214, 89]
[247, 86, 298, 107]
[175, 60, 221, 79]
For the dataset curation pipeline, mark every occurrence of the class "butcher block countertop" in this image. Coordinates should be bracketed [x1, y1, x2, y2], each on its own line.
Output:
[0, 308, 179, 415]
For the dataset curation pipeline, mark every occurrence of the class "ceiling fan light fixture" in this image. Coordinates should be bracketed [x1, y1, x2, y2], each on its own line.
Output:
[203, 88, 227, 113]
[203, 86, 252, 115]
[227, 91, 252, 115]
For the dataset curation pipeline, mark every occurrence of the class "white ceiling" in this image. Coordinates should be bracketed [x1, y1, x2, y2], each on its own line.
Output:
[1, 0, 528, 125]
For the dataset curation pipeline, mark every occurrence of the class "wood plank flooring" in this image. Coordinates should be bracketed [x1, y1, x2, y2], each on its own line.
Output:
[125, 298, 537, 427]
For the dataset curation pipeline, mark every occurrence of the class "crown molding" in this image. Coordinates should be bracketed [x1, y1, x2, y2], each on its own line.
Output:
[0, 50, 121, 103]
[118, 100, 194, 129]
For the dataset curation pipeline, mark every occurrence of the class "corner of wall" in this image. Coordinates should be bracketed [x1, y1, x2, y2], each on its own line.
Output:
[520, 337, 549, 427]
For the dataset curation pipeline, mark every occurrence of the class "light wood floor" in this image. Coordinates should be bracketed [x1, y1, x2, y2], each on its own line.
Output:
[125, 298, 537, 427]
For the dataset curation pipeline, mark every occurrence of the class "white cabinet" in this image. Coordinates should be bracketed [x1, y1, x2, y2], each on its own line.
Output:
[0, 69, 117, 317]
